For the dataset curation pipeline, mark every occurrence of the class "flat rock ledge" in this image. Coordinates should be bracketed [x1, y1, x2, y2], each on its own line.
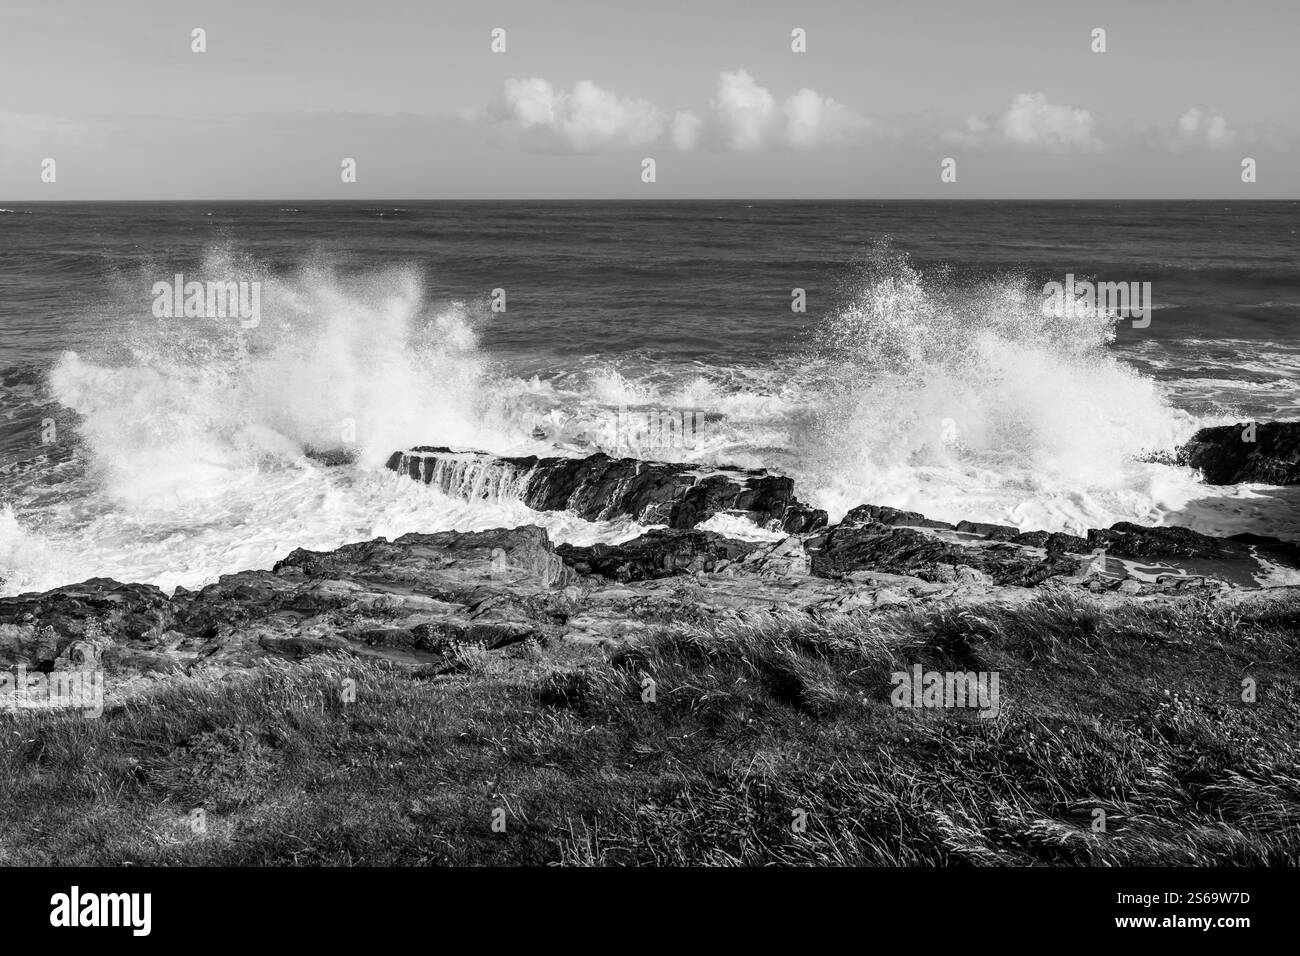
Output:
[3, 443, 1297, 681]
[4, 520, 1296, 682]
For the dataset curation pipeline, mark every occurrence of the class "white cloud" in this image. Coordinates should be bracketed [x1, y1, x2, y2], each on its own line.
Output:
[489, 78, 666, 152]
[783, 88, 870, 148]
[711, 70, 778, 151]
[482, 71, 871, 153]
[944, 93, 1102, 151]
[708, 71, 870, 150]
[1166, 107, 1236, 152]
[496, 78, 559, 129]
[671, 110, 703, 152]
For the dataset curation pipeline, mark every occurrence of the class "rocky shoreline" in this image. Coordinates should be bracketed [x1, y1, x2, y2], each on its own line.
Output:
[3, 423, 1298, 683]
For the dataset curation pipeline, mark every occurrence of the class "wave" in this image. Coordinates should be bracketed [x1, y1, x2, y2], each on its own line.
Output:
[1, 252, 597, 595]
[2, 244, 1296, 596]
[47, 249, 530, 502]
[777, 250, 1207, 531]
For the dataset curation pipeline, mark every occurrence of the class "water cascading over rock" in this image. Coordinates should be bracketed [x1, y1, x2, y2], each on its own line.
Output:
[385, 447, 828, 533]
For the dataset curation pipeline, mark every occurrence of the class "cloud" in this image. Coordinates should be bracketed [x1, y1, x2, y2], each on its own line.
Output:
[1166, 107, 1236, 152]
[944, 93, 1102, 151]
[481, 71, 871, 153]
[783, 88, 871, 148]
[671, 110, 703, 152]
[488, 78, 666, 152]
[709, 70, 871, 150]
[711, 70, 778, 151]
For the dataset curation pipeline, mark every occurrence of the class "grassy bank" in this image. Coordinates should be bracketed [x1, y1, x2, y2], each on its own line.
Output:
[2, 592, 1298, 865]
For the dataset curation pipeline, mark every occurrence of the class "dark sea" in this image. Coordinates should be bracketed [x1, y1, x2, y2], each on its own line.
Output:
[2, 200, 1299, 594]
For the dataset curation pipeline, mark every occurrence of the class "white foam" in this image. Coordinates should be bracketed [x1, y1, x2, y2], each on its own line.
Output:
[6, 248, 1297, 597]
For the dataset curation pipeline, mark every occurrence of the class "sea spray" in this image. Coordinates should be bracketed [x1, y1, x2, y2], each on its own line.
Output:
[3, 253, 643, 596]
[0, 245, 1278, 598]
[791, 247, 1200, 531]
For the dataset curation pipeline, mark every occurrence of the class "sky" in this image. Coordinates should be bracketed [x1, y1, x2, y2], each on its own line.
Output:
[1, 0, 1296, 199]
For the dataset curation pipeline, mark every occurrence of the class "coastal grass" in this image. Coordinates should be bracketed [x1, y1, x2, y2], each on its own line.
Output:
[1, 591, 1298, 865]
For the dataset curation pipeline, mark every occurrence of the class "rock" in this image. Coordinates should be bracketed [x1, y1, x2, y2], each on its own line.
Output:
[956, 520, 1019, 540]
[386, 448, 827, 534]
[0, 527, 578, 675]
[808, 523, 958, 580]
[3, 462, 1297, 685]
[1087, 522, 1237, 560]
[275, 526, 576, 590]
[806, 522, 1069, 587]
[1226, 532, 1300, 566]
[0, 578, 173, 670]
[740, 536, 812, 576]
[1177, 421, 1300, 485]
[842, 505, 955, 531]
[557, 529, 760, 582]
[304, 447, 356, 467]
[1011, 531, 1090, 554]
[954, 566, 995, 587]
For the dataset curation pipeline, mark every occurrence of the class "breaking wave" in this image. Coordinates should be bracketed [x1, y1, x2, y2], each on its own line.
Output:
[2, 245, 1294, 596]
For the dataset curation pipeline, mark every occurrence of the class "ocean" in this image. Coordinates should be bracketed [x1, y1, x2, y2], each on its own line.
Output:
[2, 200, 1298, 596]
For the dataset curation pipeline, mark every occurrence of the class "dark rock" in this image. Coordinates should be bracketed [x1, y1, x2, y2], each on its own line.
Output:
[956, 520, 1020, 540]
[274, 525, 576, 589]
[1011, 531, 1090, 554]
[258, 635, 348, 661]
[970, 545, 1082, 587]
[1087, 522, 1237, 560]
[304, 447, 356, 467]
[806, 523, 1069, 586]
[386, 448, 827, 534]
[1010, 531, 1048, 548]
[1227, 532, 1300, 566]
[1177, 421, 1300, 485]
[843, 504, 956, 530]
[3, 481, 1295, 684]
[0, 578, 173, 669]
[557, 529, 760, 582]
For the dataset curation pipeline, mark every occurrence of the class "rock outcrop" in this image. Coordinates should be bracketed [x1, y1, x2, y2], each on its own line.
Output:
[4, 445, 1298, 683]
[386, 447, 828, 533]
[1177, 421, 1300, 485]
[557, 529, 760, 581]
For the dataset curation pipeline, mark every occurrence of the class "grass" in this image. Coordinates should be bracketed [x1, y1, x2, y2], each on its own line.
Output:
[1, 592, 1297, 865]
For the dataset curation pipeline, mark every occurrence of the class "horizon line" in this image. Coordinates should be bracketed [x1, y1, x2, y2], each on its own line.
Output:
[3, 197, 1296, 204]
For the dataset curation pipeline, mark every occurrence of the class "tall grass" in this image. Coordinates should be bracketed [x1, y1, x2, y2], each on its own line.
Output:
[2, 593, 1297, 865]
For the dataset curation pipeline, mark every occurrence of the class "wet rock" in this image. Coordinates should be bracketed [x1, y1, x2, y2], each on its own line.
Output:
[1010, 531, 1091, 554]
[1225, 532, 1300, 567]
[1087, 522, 1237, 560]
[557, 529, 760, 582]
[808, 519, 1083, 588]
[304, 447, 356, 467]
[1, 491, 1295, 684]
[1177, 421, 1300, 485]
[956, 520, 1019, 540]
[386, 448, 827, 534]
[843, 505, 955, 530]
